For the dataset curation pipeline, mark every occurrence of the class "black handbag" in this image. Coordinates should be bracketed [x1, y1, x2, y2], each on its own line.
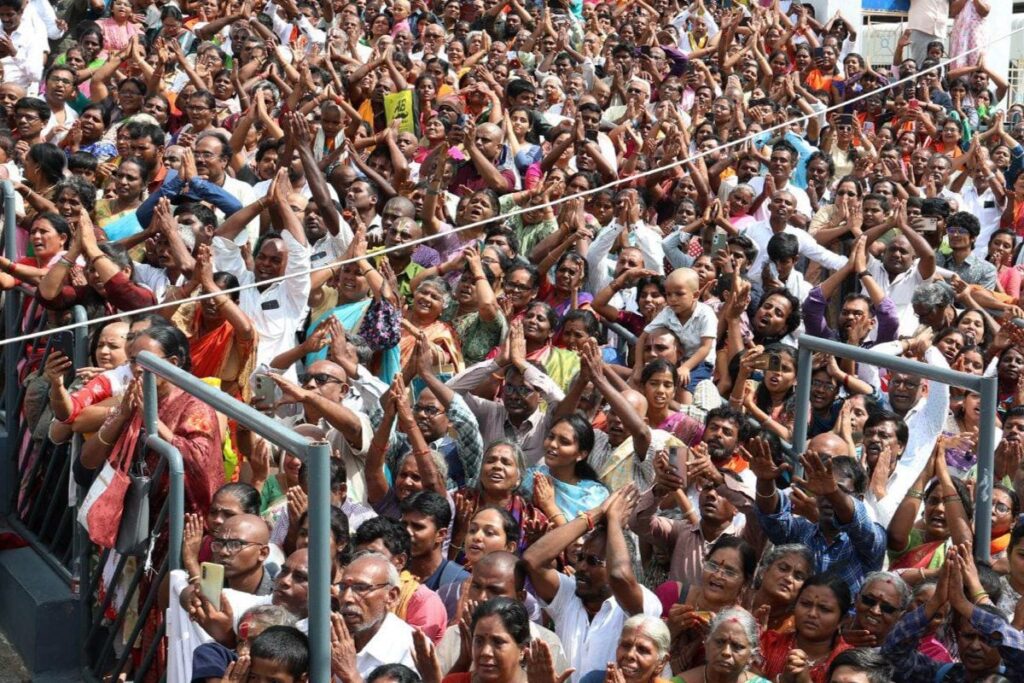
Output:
[115, 461, 152, 557]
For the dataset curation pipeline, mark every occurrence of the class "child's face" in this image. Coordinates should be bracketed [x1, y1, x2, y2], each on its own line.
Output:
[774, 256, 797, 279]
[247, 657, 306, 683]
[73, 168, 97, 184]
[665, 279, 696, 316]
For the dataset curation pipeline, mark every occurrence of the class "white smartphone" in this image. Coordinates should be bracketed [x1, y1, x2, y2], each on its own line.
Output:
[200, 562, 225, 606]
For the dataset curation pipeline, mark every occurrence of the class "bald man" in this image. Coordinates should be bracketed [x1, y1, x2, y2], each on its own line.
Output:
[448, 121, 516, 195]
[436, 552, 569, 675]
[212, 513, 273, 595]
[586, 379, 661, 491]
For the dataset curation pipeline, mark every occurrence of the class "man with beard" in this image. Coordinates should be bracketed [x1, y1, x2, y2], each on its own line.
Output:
[522, 485, 662, 683]
[381, 217, 426, 303]
[629, 429, 762, 587]
[803, 236, 899, 348]
[336, 552, 417, 677]
[747, 142, 814, 224]
[212, 169, 311, 374]
[862, 198, 936, 336]
[746, 287, 802, 347]
[748, 441, 885, 595]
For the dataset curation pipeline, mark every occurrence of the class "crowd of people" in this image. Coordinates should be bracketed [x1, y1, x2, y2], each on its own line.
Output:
[6, 0, 1024, 680]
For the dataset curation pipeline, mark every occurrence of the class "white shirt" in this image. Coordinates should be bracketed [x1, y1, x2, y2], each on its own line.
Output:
[356, 613, 417, 678]
[324, 412, 372, 504]
[132, 262, 185, 303]
[1, 7, 48, 95]
[743, 220, 848, 281]
[747, 176, 813, 221]
[212, 230, 311, 377]
[42, 102, 78, 144]
[866, 255, 927, 337]
[545, 572, 662, 683]
[963, 185, 1004, 256]
[585, 219, 665, 295]
[863, 344, 951, 527]
[220, 175, 260, 248]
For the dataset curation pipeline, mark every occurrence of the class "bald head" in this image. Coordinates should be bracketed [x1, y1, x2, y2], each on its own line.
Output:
[214, 514, 270, 578]
[221, 513, 270, 544]
[807, 432, 851, 460]
[621, 388, 648, 418]
[666, 267, 699, 293]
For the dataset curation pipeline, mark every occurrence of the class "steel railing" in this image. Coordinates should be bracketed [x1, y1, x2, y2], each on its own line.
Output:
[134, 351, 333, 683]
[792, 335, 998, 563]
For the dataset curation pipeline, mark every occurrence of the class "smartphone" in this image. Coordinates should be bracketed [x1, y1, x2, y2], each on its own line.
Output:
[251, 371, 281, 409]
[863, 121, 875, 136]
[908, 99, 921, 111]
[200, 562, 225, 607]
[812, 47, 825, 61]
[711, 230, 728, 255]
[767, 353, 782, 372]
[921, 216, 938, 233]
[456, 113, 468, 127]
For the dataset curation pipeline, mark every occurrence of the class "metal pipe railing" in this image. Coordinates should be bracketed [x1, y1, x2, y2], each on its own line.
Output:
[792, 334, 998, 562]
[0, 180, 18, 516]
[135, 351, 332, 683]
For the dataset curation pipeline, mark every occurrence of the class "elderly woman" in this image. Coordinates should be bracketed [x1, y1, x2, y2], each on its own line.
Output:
[450, 440, 549, 557]
[745, 544, 814, 634]
[578, 615, 671, 683]
[841, 571, 911, 648]
[400, 275, 464, 383]
[676, 608, 770, 683]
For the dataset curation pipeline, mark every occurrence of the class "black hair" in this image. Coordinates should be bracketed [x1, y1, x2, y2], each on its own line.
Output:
[471, 597, 531, 646]
[298, 457, 347, 495]
[798, 573, 853, 615]
[550, 413, 602, 483]
[862, 192, 890, 213]
[215, 482, 262, 515]
[14, 97, 50, 124]
[635, 274, 665, 300]
[706, 534, 757, 581]
[924, 475, 974, 522]
[641, 358, 679, 386]
[117, 155, 152, 184]
[353, 516, 412, 559]
[829, 456, 868, 496]
[367, 664, 422, 683]
[705, 405, 752, 441]
[560, 309, 601, 339]
[767, 232, 799, 261]
[400, 490, 452, 530]
[213, 272, 240, 303]
[28, 143, 66, 184]
[727, 234, 758, 264]
[947, 211, 981, 239]
[771, 139, 799, 162]
[197, 130, 231, 158]
[833, 174, 863, 197]
[31, 212, 72, 246]
[137, 324, 193, 372]
[525, 301, 557, 333]
[297, 505, 350, 550]
[863, 410, 909, 448]
[757, 287, 802, 338]
[996, 482, 1021, 518]
[125, 120, 166, 147]
[484, 224, 520, 256]
[472, 505, 521, 547]
[921, 197, 951, 219]
[176, 202, 219, 230]
[81, 103, 112, 128]
[504, 261, 539, 289]
[67, 151, 100, 175]
[100, 243, 133, 272]
[249, 626, 309, 679]
[505, 78, 535, 100]
[826, 648, 893, 683]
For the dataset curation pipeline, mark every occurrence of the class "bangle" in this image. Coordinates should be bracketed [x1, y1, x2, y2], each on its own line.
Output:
[360, 268, 372, 276]
[577, 510, 594, 531]
[857, 270, 870, 279]
[944, 495, 962, 504]
[755, 487, 777, 500]
[96, 430, 115, 446]
[972, 590, 990, 604]
[58, 256, 75, 269]
[907, 489, 925, 500]
[88, 253, 106, 266]
[188, 575, 202, 584]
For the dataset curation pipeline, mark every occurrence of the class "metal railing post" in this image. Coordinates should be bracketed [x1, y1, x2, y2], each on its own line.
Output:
[975, 374, 999, 564]
[0, 180, 18, 516]
[306, 440, 333, 683]
[791, 345, 814, 475]
[794, 335, 997, 564]
[143, 370, 185, 570]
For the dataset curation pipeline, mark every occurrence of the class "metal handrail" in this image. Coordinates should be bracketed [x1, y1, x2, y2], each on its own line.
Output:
[0, 180, 18, 515]
[792, 334, 998, 562]
[134, 351, 333, 683]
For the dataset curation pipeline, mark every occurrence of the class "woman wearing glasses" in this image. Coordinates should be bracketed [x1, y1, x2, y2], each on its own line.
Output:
[663, 536, 756, 674]
[841, 572, 911, 648]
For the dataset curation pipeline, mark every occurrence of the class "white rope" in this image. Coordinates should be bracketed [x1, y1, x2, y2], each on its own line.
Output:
[2, 24, 1022, 349]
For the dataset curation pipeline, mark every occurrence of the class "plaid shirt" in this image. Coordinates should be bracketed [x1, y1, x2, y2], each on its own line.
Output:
[386, 393, 483, 490]
[882, 605, 1024, 682]
[756, 490, 886, 595]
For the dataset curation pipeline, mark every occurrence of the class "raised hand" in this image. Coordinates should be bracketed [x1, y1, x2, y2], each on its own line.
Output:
[743, 436, 790, 481]
[524, 639, 574, 683]
[411, 628, 442, 683]
[795, 450, 838, 496]
[43, 351, 73, 386]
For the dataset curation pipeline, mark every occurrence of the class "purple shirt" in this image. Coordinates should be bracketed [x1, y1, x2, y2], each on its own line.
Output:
[801, 286, 899, 345]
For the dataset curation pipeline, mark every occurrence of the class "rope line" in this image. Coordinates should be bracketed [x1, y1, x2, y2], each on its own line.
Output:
[1, 24, 1022, 348]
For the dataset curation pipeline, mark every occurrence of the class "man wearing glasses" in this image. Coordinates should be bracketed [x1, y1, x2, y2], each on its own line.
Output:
[209, 513, 274, 596]
[40, 65, 77, 144]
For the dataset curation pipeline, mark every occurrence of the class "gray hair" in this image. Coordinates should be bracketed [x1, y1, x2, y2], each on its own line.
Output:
[475, 439, 527, 493]
[861, 571, 912, 608]
[395, 448, 449, 489]
[754, 543, 814, 589]
[708, 608, 760, 652]
[621, 615, 670, 658]
[911, 280, 954, 310]
[418, 276, 454, 311]
[350, 550, 401, 588]
[239, 604, 299, 631]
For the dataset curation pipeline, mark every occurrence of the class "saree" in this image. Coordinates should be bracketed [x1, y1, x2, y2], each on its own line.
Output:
[98, 207, 143, 242]
[889, 528, 948, 571]
[189, 308, 258, 402]
[521, 465, 608, 519]
[399, 320, 465, 376]
[307, 299, 401, 382]
[531, 344, 580, 394]
[759, 631, 851, 683]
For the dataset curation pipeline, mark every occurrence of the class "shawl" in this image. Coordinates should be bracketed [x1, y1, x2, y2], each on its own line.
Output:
[189, 308, 258, 402]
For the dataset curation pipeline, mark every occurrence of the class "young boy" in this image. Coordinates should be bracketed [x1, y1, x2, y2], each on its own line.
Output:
[644, 267, 717, 399]
[765, 232, 811, 302]
[247, 625, 309, 683]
